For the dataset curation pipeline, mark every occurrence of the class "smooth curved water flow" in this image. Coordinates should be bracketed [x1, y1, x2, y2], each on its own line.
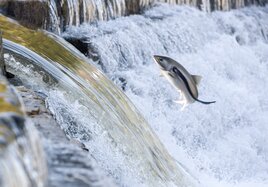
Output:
[1, 15, 196, 187]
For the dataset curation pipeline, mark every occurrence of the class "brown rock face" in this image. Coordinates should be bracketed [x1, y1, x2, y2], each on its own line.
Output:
[1, 0, 267, 34]
[0, 0, 50, 30]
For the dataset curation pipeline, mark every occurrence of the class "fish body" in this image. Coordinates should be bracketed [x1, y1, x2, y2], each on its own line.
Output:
[153, 55, 215, 110]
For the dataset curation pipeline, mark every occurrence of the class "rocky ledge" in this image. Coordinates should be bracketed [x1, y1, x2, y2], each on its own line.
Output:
[16, 86, 116, 187]
[1, 0, 267, 34]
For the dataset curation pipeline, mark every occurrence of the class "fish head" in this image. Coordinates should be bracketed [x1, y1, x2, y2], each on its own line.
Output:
[153, 55, 174, 71]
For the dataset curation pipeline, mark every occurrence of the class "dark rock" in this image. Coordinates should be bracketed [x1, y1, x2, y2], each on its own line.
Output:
[0, 75, 47, 187]
[0, 31, 15, 78]
[0, 31, 6, 76]
[0, 76, 25, 142]
[118, 77, 127, 91]
[65, 37, 89, 56]
[125, 0, 144, 15]
[64, 37, 101, 62]
[1, 0, 268, 34]
[5, 71, 14, 78]
[16, 86, 117, 187]
[0, 0, 50, 30]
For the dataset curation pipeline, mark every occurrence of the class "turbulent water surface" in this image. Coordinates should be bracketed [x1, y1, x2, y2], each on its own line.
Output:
[64, 4, 268, 187]
[1, 14, 196, 187]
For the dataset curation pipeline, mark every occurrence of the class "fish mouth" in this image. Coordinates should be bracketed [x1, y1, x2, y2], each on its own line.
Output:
[153, 55, 161, 62]
[153, 55, 165, 70]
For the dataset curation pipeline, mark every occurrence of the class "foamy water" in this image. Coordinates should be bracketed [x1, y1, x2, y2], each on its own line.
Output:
[3, 18, 195, 186]
[64, 4, 268, 187]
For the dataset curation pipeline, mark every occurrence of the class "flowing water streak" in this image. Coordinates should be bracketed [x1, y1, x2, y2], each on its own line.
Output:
[0, 15, 197, 186]
[48, 0, 61, 34]
[47, 0, 203, 33]
[48, 0, 131, 27]
[4, 0, 258, 35]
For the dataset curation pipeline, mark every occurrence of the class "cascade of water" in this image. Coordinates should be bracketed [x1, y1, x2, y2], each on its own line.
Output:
[47, 0, 266, 33]
[64, 4, 268, 187]
[0, 15, 197, 187]
[48, 0, 61, 34]
[1, 0, 266, 34]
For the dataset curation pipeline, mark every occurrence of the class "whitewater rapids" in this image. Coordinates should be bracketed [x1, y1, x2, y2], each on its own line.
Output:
[64, 4, 268, 187]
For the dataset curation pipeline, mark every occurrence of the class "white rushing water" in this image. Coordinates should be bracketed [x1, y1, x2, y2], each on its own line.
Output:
[64, 4, 268, 187]
[2, 26, 196, 186]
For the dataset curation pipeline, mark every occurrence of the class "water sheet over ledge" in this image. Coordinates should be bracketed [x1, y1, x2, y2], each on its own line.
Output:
[0, 0, 267, 34]
[64, 4, 268, 187]
[0, 15, 197, 186]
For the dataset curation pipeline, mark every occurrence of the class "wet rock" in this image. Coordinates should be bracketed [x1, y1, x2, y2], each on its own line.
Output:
[115, 77, 127, 91]
[2, 1, 267, 35]
[16, 86, 43, 116]
[1, 0, 268, 34]
[0, 31, 14, 78]
[0, 0, 50, 30]
[65, 37, 90, 56]
[17, 86, 117, 187]
[64, 37, 101, 61]
[0, 32, 7, 77]
[0, 75, 47, 187]
[64, 37, 103, 71]
[0, 74, 22, 144]
[1, 0, 151, 33]
[125, 0, 146, 15]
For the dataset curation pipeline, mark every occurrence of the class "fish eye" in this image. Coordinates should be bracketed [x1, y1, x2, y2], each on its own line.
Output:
[159, 58, 163, 62]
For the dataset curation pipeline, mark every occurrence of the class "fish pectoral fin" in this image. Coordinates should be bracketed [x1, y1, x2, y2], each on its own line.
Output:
[191, 75, 202, 86]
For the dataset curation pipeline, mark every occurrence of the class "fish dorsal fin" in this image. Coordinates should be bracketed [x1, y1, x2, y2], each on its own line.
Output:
[192, 75, 202, 86]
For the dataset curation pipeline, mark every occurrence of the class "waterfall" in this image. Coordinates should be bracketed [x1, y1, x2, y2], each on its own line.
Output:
[0, 15, 197, 187]
[1, 0, 266, 34]
[64, 4, 268, 187]
[47, 0, 150, 33]
[48, 0, 260, 32]
[1, 2, 268, 187]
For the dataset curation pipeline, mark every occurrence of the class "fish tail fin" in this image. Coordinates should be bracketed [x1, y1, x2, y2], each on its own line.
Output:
[196, 99, 216, 105]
